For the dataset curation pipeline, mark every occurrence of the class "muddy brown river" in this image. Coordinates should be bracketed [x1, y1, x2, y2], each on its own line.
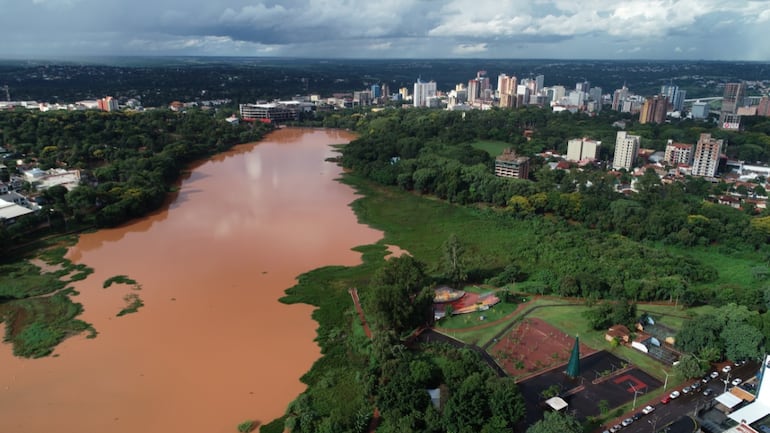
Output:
[0, 128, 383, 433]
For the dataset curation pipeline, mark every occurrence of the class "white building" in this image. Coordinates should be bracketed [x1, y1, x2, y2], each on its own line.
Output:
[413, 79, 437, 108]
[612, 131, 641, 170]
[566, 138, 601, 162]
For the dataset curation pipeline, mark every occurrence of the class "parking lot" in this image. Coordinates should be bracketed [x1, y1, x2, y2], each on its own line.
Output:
[517, 351, 661, 428]
[599, 360, 759, 433]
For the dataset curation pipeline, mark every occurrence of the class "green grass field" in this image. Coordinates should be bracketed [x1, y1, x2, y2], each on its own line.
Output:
[469, 140, 512, 157]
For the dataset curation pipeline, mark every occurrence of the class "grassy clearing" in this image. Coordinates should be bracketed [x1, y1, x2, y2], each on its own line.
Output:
[469, 140, 511, 157]
[636, 303, 716, 330]
[664, 245, 766, 293]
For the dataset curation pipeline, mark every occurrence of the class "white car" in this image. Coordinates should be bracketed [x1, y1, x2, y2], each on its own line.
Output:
[732, 378, 743, 386]
[670, 390, 681, 399]
[723, 365, 733, 373]
[622, 418, 634, 427]
[642, 405, 655, 415]
[710, 371, 719, 379]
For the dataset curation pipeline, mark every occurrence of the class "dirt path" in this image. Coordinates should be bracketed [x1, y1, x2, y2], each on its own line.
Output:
[347, 288, 378, 432]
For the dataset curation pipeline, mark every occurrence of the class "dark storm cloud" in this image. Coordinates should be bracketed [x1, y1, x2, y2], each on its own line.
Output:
[0, 0, 768, 59]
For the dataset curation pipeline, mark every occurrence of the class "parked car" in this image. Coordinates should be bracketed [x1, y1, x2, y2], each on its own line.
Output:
[732, 378, 743, 386]
[703, 388, 714, 396]
[622, 418, 634, 427]
[711, 371, 720, 379]
[670, 390, 681, 399]
[610, 424, 622, 432]
[642, 405, 656, 415]
[661, 395, 672, 404]
[692, 381, 702, 390]
[682, 386, 692, 394]
[723, 365, 733, 373]
[632, 413, 642, 421]
[702, 375, 711, 383]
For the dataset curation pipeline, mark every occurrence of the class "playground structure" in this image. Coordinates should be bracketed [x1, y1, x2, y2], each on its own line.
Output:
[433, 286, 501, 319]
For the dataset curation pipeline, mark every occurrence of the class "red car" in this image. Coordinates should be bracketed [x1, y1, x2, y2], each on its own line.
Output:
[661, 395, 671, 404]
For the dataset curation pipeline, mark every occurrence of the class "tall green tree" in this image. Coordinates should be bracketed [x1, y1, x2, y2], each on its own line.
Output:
[526, 411, 582, 433]
[441, 233, 467, 289]
[368, 255, 432, 334]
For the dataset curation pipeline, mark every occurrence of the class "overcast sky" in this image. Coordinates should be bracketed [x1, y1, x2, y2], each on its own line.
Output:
[1, 0, 769, 60]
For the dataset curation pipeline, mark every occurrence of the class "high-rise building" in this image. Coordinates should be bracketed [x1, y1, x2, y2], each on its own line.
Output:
[612, 131, 641, 170]
[664, 140, 693, 166]
[639, 95, 668, 124]
[722, 82, 746, 114]
[692, 133, 724, 177]
[97, 96, 119, 112]
[660, 84, 686, 112]
[353, 90, 372, 106]
[535, 75, 545, 94]
[691, 101, 710, 119]
[612, 85, 629, 111]
[576, 81, 590, 93]
[413, 79, 436, 108]
[371, 84, 381, 99]
[467, 71, 490, 104]
[497, 74, 517, 108]
[566, 138, 601, 162]
[589, 87, 603, 103]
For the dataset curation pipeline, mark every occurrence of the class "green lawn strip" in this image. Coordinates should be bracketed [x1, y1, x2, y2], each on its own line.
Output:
[636, 303, 716, 330]
[436, 300, 520, 330]
[440, 321, 513, 347]
[469, 140, 511, 157]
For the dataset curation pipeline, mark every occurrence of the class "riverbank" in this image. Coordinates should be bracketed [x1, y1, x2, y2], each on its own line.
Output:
[0, 128, 383, 433]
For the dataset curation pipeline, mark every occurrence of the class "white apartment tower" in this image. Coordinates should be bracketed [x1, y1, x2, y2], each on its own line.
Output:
[612, 131, 641, 170]
[692, 133, 723, 177]
[566, 138, 601, 162]
[413, 79, 437, 108]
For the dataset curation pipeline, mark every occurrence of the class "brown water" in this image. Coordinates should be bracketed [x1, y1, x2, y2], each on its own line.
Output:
[0, 128, 383, 433]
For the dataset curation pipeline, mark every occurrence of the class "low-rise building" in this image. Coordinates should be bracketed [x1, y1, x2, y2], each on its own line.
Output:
[494, 149, 530, 179]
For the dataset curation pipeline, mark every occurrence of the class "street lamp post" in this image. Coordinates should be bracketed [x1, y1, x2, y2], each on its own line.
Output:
[631, 384, 640, 410]
[662, 369, 670, 391]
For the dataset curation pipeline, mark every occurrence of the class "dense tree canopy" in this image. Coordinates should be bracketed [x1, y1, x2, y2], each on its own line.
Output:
[0, 109, 270, 256]
[526, 411, 582, 433]
[367, 255, 433, 335]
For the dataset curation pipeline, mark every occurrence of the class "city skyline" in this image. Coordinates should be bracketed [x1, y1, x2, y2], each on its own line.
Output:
[1, 0, 769, 60]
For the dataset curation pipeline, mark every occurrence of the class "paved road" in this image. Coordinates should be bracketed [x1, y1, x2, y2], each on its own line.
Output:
[599, 361, 758, 433]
